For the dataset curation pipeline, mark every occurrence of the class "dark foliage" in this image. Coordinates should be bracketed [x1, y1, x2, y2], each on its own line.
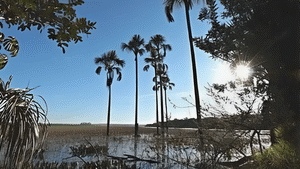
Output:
[146, 115, 271, 130]
[0, 0, 96, 54]
[194, 0, 300, 152]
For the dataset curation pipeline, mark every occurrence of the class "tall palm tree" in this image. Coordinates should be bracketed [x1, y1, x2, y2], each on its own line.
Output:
[144, 34, 171, 135]
[121, 34, 145, 136]
[144, 51, 161, 135]
[162, 76, 175, 133]
[156, 63, 168, 135]
[95, 50, 125, 136]
[155, 65, 175, 134]
[164, 0, 206, 134]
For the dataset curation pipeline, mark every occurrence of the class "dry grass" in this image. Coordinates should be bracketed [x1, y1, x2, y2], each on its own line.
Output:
[46, 125, 197, 138]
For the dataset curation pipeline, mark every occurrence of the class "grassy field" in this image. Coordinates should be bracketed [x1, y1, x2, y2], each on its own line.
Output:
[47, 124, 197, 138]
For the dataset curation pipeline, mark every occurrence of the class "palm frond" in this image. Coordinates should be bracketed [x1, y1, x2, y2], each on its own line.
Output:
[117, 72, 122, 81]
[162, 44, 172, 56]
[165, 5, 175, 22]
[121, 42, 131, 52]
[5, 75, 13, 91]
[153, 76, 158, 82]
[143, 65, 150, 72]
[144, 43, 151, 52]
[0, 76, 48, 168]
[95, 66, 102, 75]
[114, 67, 121, 75]
[94, 57, 104, 64]
[144, 57, 155, 64]
[138, 48, 145, 56]
[114, 59, 125, 67]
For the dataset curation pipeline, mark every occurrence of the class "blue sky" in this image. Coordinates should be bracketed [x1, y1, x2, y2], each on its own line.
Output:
[0, 0, 234, 124]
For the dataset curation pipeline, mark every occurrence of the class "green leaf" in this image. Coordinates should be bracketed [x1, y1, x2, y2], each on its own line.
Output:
[3, 37, 19, 57]
[0, 54, 8, 70]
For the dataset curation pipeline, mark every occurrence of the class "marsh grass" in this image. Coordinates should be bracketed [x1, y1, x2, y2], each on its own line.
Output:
[0, 125, 271, 168]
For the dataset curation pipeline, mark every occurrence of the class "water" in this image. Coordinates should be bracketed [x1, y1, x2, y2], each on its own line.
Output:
[0, 130, 271, 168]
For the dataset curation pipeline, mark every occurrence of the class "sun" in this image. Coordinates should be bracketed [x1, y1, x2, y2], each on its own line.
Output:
[213, 62, 252, 83]
[213, 61, 235, 83]
[235, 65, 250, 80]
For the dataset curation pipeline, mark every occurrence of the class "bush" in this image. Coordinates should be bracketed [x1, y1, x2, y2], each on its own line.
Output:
[249, 125, 300, 169]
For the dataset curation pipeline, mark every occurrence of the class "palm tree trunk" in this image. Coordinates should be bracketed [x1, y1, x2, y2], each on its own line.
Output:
[184, 2, 202, 138]
[155, 65, 159, 135]
[107, 85, 111, 136]
[159, 74, 165, 135]
[164, 88, 169, 134]
[135, 55, 138, 136]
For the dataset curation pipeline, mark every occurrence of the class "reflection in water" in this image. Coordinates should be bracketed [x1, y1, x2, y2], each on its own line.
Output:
[134, 136, 137, 168]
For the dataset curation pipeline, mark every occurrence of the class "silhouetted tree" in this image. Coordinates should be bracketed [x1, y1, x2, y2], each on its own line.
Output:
[144, 35, 171, 135]
[164, 0, 206, 135]
[156, 73, 175, 133]
[121, 34, 145, 136]
[95, 50, 125, 136]
[157, 63, 168, 134]
[195, 0, 300, 156]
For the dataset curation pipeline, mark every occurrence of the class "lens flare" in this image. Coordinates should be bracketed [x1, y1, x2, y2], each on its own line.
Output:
[236, 65, 250, 80]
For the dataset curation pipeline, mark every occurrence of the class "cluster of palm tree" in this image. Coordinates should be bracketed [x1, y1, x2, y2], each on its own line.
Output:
[95, 34, 174, 136]
[143, 35, 173, 135]
[95, 0, 207, 136]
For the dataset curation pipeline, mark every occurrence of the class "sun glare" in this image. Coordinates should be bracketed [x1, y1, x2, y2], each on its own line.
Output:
[214, 62, 252, 83]
[214, 62, 235, 83]
[236, 65, 250, 80]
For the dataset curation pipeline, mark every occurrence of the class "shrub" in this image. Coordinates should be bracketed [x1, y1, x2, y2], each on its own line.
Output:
[249, 125, 300, 169]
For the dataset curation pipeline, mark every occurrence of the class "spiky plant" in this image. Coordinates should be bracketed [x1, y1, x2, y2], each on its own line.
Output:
[0, 75, 48, 168]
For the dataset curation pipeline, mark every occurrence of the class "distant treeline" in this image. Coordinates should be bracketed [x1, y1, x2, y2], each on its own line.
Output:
[49, 122, 92, 126]
[146, 115, 270, 130]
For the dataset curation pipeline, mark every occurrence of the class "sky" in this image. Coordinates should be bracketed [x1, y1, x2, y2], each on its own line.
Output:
[0, 0, 236, 124]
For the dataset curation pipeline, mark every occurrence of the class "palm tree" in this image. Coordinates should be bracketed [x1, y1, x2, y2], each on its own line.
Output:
[144, 51, 161, 135]
[164, 0, 206, 134]
[155, 65, 175, 134]
[144, 34, 171, 135]
[95, 50, 125, 136]
[162, 76, 175, 133]
[156, 63, 168, 134]
[121, 34, 145, 136]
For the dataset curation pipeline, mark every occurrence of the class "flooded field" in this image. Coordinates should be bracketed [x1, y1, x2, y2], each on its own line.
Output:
[37, 125, 200, 168]
[0, 125, 271, 168]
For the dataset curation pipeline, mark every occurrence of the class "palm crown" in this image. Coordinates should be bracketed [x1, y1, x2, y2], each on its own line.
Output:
[164, 0, 205, 22]
[144, 35, 171, 72]
[95, 50, 125, 86]
[121, 34, 145, 59]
